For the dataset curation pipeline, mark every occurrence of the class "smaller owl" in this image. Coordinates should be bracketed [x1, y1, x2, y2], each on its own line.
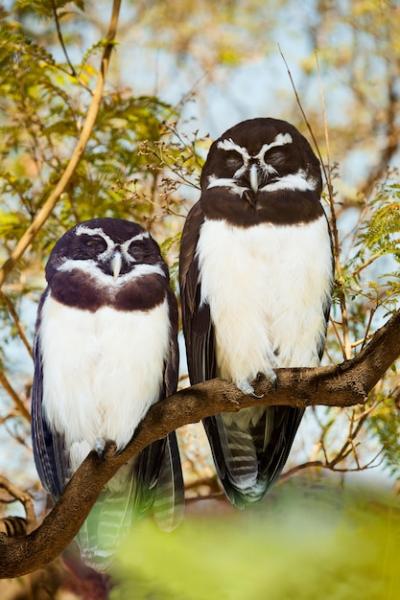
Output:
[32, 218, 184, 570]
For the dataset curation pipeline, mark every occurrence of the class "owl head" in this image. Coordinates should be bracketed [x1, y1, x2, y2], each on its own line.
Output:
[200, 118, 322, 199]
[45, 218, 168, 311]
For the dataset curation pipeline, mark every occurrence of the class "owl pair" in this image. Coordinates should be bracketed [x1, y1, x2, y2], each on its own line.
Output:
[32, 118, 333, 569]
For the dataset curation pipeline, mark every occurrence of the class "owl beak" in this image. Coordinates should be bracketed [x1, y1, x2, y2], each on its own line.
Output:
[111, 252, 122, 280]
[249, 163, 259, 193]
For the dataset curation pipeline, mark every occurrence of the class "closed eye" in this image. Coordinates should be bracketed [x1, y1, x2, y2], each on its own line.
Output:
[263, 150, 286, 165]
[128, 240, 152, 262]
[224, 150, 243, 169]
[83, 235, 107, 252]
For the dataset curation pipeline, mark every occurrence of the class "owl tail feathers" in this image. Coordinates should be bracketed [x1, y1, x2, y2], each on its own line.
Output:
[204, 407, 304, 509]
[75, 434, 184, 572]
[75, 462, 137, 573]
[152, 432, 185, 531]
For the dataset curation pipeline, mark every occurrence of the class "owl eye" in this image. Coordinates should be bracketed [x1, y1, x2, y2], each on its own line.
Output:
[263, 150, 286, 165]
[225, 151, 243, 169]
[85, 235, 107, 251]
[128, 240, 150, 262]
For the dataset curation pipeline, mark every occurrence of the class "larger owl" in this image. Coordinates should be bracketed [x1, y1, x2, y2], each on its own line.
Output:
[32, 218, 184, 569]
[179, 118, 333, 507]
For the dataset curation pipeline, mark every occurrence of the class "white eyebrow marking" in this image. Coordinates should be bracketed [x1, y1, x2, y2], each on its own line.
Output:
[255, 133, 293, 160]
[121, 231, 150, 250]
[76, 226, 107, 237]
[76, 225, 114, 249]
[217, 138, 250, 161]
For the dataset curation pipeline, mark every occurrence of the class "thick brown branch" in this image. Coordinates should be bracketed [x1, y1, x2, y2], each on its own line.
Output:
[0, 0, 122, 290]
[0, 309, 399, 578]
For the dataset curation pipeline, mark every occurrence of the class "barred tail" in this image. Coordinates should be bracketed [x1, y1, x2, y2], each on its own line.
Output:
[0, 516, 28, 537]
[76, 461, 136, 572]
[205, 406, 304, 508]
[153, 432, 184, 531]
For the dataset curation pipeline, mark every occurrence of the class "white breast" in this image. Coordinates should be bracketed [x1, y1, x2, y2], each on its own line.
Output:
[196, 216, 332, 387]
[40, 295, 170, 471]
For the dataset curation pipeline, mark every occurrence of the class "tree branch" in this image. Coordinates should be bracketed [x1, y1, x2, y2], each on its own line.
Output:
[0, 309, 399, 578]
[0, 0, 122, 290]
[51, 0, 77, 78]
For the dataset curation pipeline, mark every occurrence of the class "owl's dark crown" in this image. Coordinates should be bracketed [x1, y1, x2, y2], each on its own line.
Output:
[200, 118, 322, 197]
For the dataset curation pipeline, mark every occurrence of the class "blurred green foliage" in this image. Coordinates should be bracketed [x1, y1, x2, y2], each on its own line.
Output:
[113, 486, 399, 600]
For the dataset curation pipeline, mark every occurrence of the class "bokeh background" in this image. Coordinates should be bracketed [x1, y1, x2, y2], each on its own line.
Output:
[0, 1, 399, 598]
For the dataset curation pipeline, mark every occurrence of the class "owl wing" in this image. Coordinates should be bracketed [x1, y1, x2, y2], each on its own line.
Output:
[180, 201, 263, 505]
[135, 289, 184, 531]
[31, 289, 69, 499]
[180, 201, 246, 499]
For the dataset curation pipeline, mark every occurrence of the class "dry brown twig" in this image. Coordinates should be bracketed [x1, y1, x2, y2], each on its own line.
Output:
[0, 370, 31, 422]
[0, 291, 33, 359]
[0, 0, 122, 290]
[0, 475, 36, 535]
[0, 307, 399, 578]
[279, 46, 352, 358]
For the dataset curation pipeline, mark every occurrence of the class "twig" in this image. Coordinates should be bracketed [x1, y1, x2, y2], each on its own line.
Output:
[0, 0, 122, 290]
[330, 317, 347, 360]
[0, 476, 36, 532]
[50, 0, 77, 77]
[278, 46, 337, 252]
[279, 461, 324, 482]
[361, 308, 376, 351]
[279, 45, 351, 358]
[357, 72, 398, 199]
[0, 292, 33, 358]
[0, 371, 30, 422]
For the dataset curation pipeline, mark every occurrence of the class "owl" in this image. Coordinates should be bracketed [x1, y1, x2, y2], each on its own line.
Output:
[32, 218, 183, 569]
[180, 118, 333, 507]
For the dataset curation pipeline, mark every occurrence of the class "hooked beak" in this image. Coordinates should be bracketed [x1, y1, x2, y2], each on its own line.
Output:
[249, 163, 259, 193]
[111, 252, 122, 280]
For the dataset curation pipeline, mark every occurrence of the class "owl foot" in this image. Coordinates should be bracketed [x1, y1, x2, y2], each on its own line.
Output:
[236, 379, 264, 399]
[94, 438, 106, 456]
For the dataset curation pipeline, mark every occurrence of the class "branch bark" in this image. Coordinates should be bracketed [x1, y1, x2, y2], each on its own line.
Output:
[0, 309, 399, 578]
[0, 0, 122, 290]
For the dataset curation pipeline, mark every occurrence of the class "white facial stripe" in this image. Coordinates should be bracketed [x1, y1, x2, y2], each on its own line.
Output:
[76, 226, 114, 249]
[58, 259, 165, 286]
[260, 170, 316, 192]
[255, 133, 293, 160]
[207, 176, 249, 197]
[263, 163, 278, 176]
[75, 227, 151, 266]
[217, 138, 250, 161]
[121, 232, 150, 253]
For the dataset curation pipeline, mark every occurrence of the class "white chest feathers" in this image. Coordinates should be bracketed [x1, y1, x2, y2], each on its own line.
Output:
[196, 216, 332, 386]
[40, 295, 170, 471]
